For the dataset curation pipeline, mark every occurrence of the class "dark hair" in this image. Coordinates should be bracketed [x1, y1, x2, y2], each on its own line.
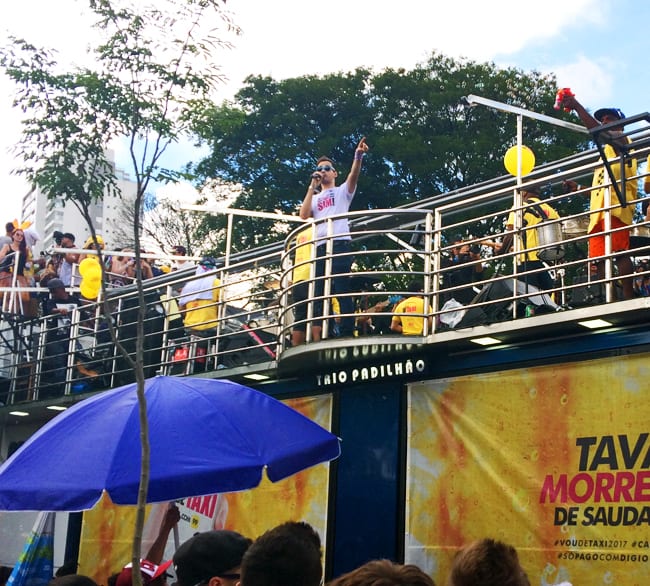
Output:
[448, 538, 529, 586]
[11, 227, 28, 259]
[241, 521, 322, 586]
[55, 560, 79, 577]
[407, 280, 424, 293]
[174, 530, 251, 586]
[5, 223, 14, 233]
[520, 185, 540, 196]
[328, 559, 436, 586]
[0, 566, 13, 584]
[316, 156, 335, 168]
[63, 233, 76, 242]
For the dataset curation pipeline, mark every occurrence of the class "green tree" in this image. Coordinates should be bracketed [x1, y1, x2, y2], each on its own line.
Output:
[1, 0, 238, 581]
[189, 53, 589, 250]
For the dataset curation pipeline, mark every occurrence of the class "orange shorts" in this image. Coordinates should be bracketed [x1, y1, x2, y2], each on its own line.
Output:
[588, 217, 630, 258]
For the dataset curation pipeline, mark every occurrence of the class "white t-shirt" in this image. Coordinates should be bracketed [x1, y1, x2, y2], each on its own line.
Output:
[311, 182, 355, 242]
[55, 303, 77, 330]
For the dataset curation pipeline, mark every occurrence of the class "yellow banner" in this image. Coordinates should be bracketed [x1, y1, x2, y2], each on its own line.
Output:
[220, 394, 333, 541]
[406, 353, 650, 586]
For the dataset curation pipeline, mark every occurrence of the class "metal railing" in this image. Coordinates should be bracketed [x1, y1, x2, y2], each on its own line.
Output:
[1, 133, 649, 403]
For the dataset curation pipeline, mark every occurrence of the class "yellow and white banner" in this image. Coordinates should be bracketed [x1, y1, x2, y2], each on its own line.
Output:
[406, 353, 650, 586]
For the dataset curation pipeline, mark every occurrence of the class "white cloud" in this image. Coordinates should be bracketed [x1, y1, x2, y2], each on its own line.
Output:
[0, 0, 624, 222]
[219, 0, 604, 86]
[155, 182, 200, 205]
[552, 55, 617, 109]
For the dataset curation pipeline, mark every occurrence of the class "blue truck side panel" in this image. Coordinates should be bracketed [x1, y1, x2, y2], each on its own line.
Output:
[331, 383, 402, 577]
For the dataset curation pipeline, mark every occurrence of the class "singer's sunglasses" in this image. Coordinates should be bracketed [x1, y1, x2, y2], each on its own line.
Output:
[315, 165, 335, 172]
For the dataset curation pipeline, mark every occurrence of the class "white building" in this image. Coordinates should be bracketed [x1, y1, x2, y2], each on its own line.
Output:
[19, 150, 137, 253]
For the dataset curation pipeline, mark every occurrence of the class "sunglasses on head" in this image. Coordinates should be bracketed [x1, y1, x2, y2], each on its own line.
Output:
[316, 165, 335, 172]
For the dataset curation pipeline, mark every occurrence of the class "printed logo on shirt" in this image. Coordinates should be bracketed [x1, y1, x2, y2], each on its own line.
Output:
[317, 191, 335, 212]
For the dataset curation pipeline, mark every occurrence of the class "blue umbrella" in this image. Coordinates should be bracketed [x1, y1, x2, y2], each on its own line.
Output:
[0, 376, 340, 511]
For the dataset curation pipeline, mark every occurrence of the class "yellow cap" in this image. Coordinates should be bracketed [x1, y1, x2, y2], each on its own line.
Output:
[84, 235, 105, 249]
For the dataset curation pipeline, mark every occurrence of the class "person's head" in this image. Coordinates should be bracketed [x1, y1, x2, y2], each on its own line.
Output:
[62, 233, 76, 248]
[55, 560, 79, 577]
[197, 256, 218, 273]
[520, 186, 541, 201]
[114, 560, 173, 586]
[47, 278, 67, 299]
[5, 222, 14, 235]
[47, 576, 99, 586]
[328, 559, 436, 586]
[0, 566, 13, 586]
[450, 235, 469, 256]
[83, 235, 104, 250]
[316, 156, 338, 186]
[172, 245, 187, 256]
[173, 530, 251, 586]
[240, 521, 322, 586]
[593, 107, 625, 128]
[407, 280, 424, 294]
[447, 538, 529, 586]
[11, 228, 26, 251]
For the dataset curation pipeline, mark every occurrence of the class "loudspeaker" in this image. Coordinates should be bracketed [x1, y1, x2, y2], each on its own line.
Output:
[456, 279, 557, 328]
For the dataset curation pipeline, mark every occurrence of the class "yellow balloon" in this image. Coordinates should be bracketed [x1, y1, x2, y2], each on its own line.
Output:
[79, 257, 100, 277]
[85, 272, 102, 286]
[504, 145, 535, 176]
[80, 280, 100, 300]
[84, 263, 102, 278]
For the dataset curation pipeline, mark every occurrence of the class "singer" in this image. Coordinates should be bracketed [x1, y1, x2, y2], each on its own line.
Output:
[299, 137, 369, 340]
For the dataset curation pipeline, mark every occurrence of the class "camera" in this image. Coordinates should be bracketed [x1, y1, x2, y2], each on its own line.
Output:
[53, 230, 64, 245]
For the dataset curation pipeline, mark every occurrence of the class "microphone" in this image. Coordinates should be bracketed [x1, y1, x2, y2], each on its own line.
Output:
[311, 173, 321, 179]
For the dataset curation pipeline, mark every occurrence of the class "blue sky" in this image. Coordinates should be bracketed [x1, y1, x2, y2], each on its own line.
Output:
[1, 0, 648, 222]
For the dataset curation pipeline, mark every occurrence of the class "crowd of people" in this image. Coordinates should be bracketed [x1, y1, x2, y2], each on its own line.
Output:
[0, 226, 207, 394]
[35, 505, 546, 586]
[0, 223, 197, 314]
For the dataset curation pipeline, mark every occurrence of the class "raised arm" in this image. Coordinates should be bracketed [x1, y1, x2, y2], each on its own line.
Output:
[345, 137, 369, 194]
[562, 94, 627, 154]
[561, 95, 599, 130]
[145, 503, 180, 563]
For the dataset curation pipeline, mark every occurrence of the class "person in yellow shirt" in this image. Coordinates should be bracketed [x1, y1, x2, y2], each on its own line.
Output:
[500, 188, 560, 291]
[390, 280, 432, 335]
[289, 225, 317, 345]
[562, 95, 635, 299]
[178, 257, 222, 331]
